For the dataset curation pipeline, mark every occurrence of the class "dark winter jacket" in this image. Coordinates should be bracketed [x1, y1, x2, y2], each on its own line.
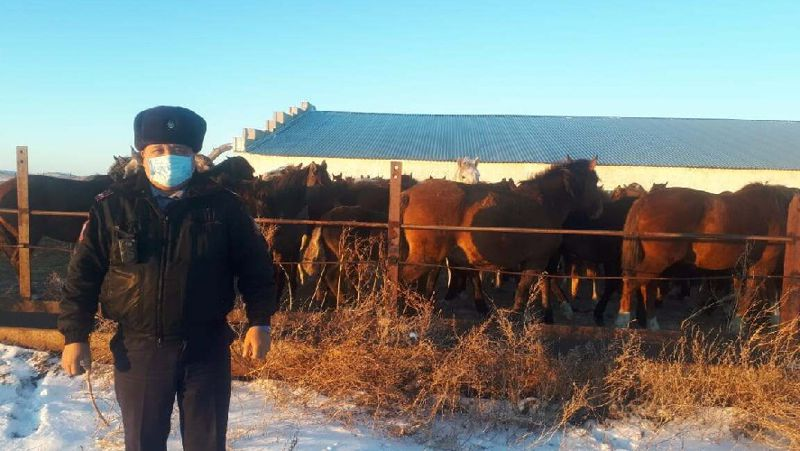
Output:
[58, 172, 276, 344]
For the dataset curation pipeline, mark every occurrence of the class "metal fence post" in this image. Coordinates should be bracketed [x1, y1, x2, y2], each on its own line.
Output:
[781, 194, 800, 327]
[16, 146, 31, 300]
[386, 161, 402, 312]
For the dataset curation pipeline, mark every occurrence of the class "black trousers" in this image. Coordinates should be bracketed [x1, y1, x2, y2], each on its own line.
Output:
[111, 327, 234, 451]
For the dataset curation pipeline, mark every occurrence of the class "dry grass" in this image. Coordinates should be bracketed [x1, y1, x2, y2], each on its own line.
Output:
[19, 232, 797, 447]
[229, 235, 800, 448]
[604, 321, 800, 449]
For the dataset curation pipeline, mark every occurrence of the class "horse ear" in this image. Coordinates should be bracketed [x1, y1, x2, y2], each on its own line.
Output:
[321, 160, 327, 170]
[474, 157, 479, 165]
[589, 155, 598, 170]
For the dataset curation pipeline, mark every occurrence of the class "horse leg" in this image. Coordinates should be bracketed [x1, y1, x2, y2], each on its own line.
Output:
[616, 276, 640, 328]
[541, 276, 554, 324]
[595, 276, 619, 326]
[550, 278, 573, 321]
[569, 262, 580, 300]
[444, 267, 467, 300]
[511, 270, 539, 313]
[643, 280, 661, 330]
[424, 265, 442, 298]
[0, 220, 20, 276]
[323, 264, 342, 309]
[273, 264, 287, 307]
[471, 272, 489, 314]
[586, 265, 599, 302]
[729, 267, 770, 334]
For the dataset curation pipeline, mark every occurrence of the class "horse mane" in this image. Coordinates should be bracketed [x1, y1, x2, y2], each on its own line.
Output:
[517, 159, 595, 193]
[737, 182, 799, 207]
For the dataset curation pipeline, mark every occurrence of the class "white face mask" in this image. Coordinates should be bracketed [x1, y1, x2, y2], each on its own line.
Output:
[146, 155, 194, 188]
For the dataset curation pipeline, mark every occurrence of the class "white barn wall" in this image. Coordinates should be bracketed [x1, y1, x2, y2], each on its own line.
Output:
[240, 153, 799, 194]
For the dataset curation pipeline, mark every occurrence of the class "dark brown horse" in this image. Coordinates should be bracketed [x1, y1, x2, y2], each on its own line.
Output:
[401, 158, 604, 321]
[235, 161, 332, 303]
[617, 184, 797, 332]
[440, 179, 521, 312]
[306, 175, 417, 220]
[0, 174, 114, 275]
[301, 206, 387, 306]
[561, 194, 638, 324]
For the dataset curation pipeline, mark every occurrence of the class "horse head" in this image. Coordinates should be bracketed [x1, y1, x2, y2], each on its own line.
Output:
[650, 182, 668, 192]
[300, 226, 325, 278]
[205, 156, 255, 188]
[611, 182, 648, 200]
[306, 160, 332, 187]
[456, 157, 480, 184]
[195, 143, 232, 173]
[562, 156, 604, 219]
[108, 155, 129, 182]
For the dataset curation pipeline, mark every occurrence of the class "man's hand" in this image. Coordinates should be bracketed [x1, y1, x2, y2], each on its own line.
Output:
[61, 342, 91, 376]
[242, 326, 271, 360]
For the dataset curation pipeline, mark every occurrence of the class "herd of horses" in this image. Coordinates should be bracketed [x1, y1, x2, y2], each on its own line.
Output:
[0, 147, 796, 334]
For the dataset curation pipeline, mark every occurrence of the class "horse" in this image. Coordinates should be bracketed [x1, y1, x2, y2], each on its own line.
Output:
[0, 174, 114, 276]
[401, 158, 604, 320]
[203, 156, 256, 189]
[616, 184, 798, 332]
[235, 161, 332, 304]
[610, 182, 647, 201]
[561, 194, 638, 325]
[305, 174, 417, 220]
[301, 206, 387, 307]
[441, 179, 518, 311]
[455, 157, 480, 184]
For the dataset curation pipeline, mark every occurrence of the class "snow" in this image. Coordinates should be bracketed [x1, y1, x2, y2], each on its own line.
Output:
[0, 344, 768, 450]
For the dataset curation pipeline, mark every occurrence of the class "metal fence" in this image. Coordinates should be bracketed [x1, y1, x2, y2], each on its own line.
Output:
[3, 148, 800, 328]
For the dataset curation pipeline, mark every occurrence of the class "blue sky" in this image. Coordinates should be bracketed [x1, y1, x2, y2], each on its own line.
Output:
[1, 0, 798, 174]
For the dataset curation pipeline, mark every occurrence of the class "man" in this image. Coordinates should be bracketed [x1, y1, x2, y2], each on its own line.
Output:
[58, 106, 276, 451]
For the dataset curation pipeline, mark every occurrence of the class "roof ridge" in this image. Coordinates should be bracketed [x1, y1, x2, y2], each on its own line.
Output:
[312, 110, 800, 123]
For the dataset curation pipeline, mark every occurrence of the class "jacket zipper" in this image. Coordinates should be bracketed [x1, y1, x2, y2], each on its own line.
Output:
[156, 215, 169, 347]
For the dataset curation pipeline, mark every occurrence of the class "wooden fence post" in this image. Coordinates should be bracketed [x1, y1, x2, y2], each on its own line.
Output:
[16, 146, 31, 301]
[386, 161, 403, 312]
[781, 194, 800, 327]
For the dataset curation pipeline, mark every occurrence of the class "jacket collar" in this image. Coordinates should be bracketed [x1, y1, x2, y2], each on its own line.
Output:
[113, 171, 224, 199]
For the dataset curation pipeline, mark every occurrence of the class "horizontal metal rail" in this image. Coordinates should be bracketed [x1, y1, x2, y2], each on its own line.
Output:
[0, 208, 88, 218]
[401, 223, 794, 244]
[255, 217, 388, 228]
[1, 210, 793, 243]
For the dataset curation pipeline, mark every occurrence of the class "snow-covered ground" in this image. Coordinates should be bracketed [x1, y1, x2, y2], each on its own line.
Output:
[0, 344, 768, 450]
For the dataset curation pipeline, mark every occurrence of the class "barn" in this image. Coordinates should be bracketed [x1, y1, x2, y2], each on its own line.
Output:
[233, 102, 800, 193]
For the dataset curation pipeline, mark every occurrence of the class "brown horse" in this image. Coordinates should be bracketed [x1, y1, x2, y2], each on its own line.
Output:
[610, 182, 647, 201]
[401, 158, 604, 320]
[617, 184, 797, 332]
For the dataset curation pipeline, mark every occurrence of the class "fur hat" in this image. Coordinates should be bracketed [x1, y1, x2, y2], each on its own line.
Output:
[134, 106, 207, 153]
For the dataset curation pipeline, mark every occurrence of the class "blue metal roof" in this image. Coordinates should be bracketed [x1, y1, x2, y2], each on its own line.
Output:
[245, 111, 800, 170]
